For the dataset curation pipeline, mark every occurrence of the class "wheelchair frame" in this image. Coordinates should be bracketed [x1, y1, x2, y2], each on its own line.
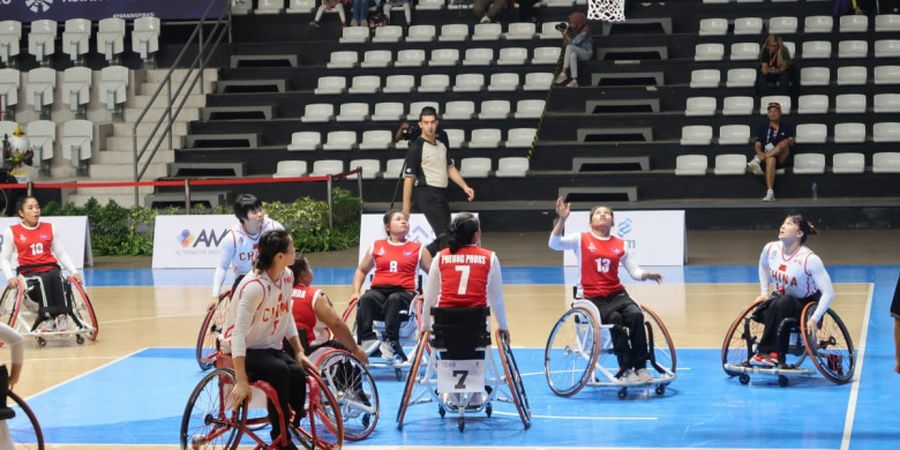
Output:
[1, 390, 44, 449]
[342, 294, 425, 380]
[195, 289, 232, 371]
[0, 274, 98, 347]
[180, 351, 344, 450]
[310, 346, 380, 441]
[544, 298, 677, 399]
[396, 326, 531, 433]
[721, 299, 856, 387]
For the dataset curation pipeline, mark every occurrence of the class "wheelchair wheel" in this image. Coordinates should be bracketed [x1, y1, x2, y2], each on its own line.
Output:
[6, 391, 44, 449]
[543, 307, 600, 397]
[67, 276, 98, 341]
[801, 302, 855, 385]
[641, 304, 677, 375]
[0, 279, 24, 328]
[341, 298, 359, 340]
[179, 368, 246, 450]
[721, 299, 766, 377]
[396, 331, 428, 429]
[295, 360, 344, 450]
[496, 330, 531, 429]
[196, 296, 229, 371]
[317, 349, 379, 441]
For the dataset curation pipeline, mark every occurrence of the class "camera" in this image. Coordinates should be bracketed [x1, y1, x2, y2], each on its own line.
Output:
[394, 122, 421, 143]
[555, 21, 568, 31]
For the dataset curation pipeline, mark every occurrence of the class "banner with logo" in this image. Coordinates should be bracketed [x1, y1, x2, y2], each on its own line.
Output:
[152, 215, 235, 269]
[0, 0, 225, 22]
[562, 210, 685, 266]
[0, 216, 92, 270]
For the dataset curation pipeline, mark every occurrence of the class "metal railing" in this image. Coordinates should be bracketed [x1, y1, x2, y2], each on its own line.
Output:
[132, 0, 231, 206]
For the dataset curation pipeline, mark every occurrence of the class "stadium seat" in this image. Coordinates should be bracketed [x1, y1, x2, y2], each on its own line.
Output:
[336, 103, 369, 122]
[699, 18, 728, 36]
[383, 75, 415, 93]
[800, 67, 830, 86]
[726, 68, 756, 87]
[722, 96, 754, 115]
[340, 26, 370, 44]
[97, 18, 125, 63]
[62, 18, 91, 63]
[468, 128, 502, 148]
[478, 100, 510, 120]
[407, 101, 439, 120]
[874, 65, 900, 84]
[452, 73, 485, 92]
[680, 125, 713, 145]
[445, 129, 465, 148]
[430, 48, 460, 66]
[0, 120, 17, 137]
[418, 74, 450, 93]
[873, 122, 900, 142]
[132, 17, 161, 62]
[804, 15, 833, 33]
[348, 159, 380, 179]
[25, 67, 55, 112]
[690, 69, 720, 88]
[523, 72, 553, 91]
[802, 41, 832, 59]
[839, 15, 868, 33]
[98, 65, 129, 111]
[28, 20, 57, 62]
[395, 49, 426, 67]
[257, 0, 285, 14]
[695, 43, 725, 61]
[714, 154, 748, 175]
[506, 23, 536, 40]
[513, 99, 545, 119]
[62, 119, 93, 165]
[498, 47, 528, 66]
[487, 73, 519, 92]
[505, 128, 537, 147]
[406, 25, 436, 42]
[372, 102, 404, 120]
[287, 131, 321, 151]
[314, 76, 347, 95]
[685, 97, 717, 116]
[460, 157, 491, 178]
[718, 124, 751, 145]
[495, 157, 529, 177]
[874, 94, 900, 113]
[462, 48, 493, 66]
[274, 161, 309, 178]
[323, 131, 357, 150]
[768, 16, 798, 34]
[793, 153, 826, 174]
[734, 17, 763, 34]
[797, 95, 829, 114]
[360, 50, 392, 68]
[27, 120, 56, 165]
[373, 25, 403, 43]
[359, 130, 393, 150]
[472, 23, 502, 41]
[384, 159, 405, 178]
[439, 24, 469, 42]
[730, 42, 759, 61]
[532, 47, 561, 65]
[837, 66, 867, 85]
[675, 155, 708, 176]
[834, 123, 866, 143]
[875, 14, 900, 32]
[832, 153, 865, 174]
[759, 95, 791, 114]
[835, 94, 866, 113]
[539, 22, 559, 40]
[838, 40, 868, 58]
[348, 75, 381, 94]
[875, 40, 900, 58]
[63, 66, 91, 113]
[417, 0, 444, 10]
[327, 51, 358, 69]
[795, 123, 827, 143]
[310, 160, 344, 176]
[444, 100, 477, 121]
[287, 0, 316, 13]
[0, 20, 21, 64]
[873, 152, 900, 173]
[301, 103, 335, 123]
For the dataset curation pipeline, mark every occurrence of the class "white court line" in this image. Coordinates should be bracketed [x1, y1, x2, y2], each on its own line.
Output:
[522, 368, 690, 377]
[24, 347, 148, 401]
[103, 312, 199, 325]
[492, 410, 656, 421]
[840, 282, 874, 450]
[25, 355, 120, 362]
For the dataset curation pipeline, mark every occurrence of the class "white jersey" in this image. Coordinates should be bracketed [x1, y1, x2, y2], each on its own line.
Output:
[758, 241, 835, 322]
[221, 268, 298, 358]
[211, 216, 284, 296]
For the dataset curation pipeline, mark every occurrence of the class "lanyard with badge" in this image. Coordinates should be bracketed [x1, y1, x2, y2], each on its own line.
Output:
[764, 125, 780, 152]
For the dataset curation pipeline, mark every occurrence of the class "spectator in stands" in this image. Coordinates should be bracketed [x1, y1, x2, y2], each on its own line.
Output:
[379, 0, 412, 27]
[310, 0, 348, 27]
[402, 107, 475, 257]
[554, 12, 593, 88]
[517, 0, 539, 23]
[350, 0, 370, 27]
[747, 102, 794, 202]
[832, 0, 873, 16]
[473, 0, 506, 24]
[756, 34, 793, 94]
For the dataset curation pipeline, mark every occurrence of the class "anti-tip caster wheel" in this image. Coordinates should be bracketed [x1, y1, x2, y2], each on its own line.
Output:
[438, 406, 446, 418]
[485, 403, 492, 417]
[617, 387, 627, 399]
[394, 368, 402, 381]
[76, 334, 85, 345]
[458, 418, 465, 432]
[655, 384, 666, 396]
[739, 373, 750, 385]
[778, 375, 789, 387]
[37, 337, 46, 348]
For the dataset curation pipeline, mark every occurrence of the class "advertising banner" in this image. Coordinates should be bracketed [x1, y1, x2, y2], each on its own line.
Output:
[562, 210, 685, 266]
[151, 214, 235, 269]
[0, 0, 225, 22]
[0, 216, 91, 270]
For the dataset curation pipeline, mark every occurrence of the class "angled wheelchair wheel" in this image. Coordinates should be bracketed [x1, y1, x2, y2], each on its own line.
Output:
[179, 368, 246, 450]
[0, 279, 24, 329]
[641, 304, 677, 375]
[341, 298, 359, 340]
[496, 330, 531, 429]
[801, 302, 855, 385]
[544, 307, 600, 397]
[317, 349, 379, 441]
[6, 391, 44, 450]
[196, 295, 229, 371]
[66, 276, 98, 341]
[295, 360, 344, 450]
[396, 331, 428, 429]
[721, 299, 766, 377]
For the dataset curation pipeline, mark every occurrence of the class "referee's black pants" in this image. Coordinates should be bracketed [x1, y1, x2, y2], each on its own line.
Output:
[413, 185, 450, 256]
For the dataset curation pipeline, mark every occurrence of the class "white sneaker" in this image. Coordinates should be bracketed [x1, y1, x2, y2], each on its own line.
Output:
[762, 189, 775, 202]
[39, 320, 55, 333]
[747, 158, 763, 175]
[617, 369, 639, 384]
[565, 79, 579, 88]
[554, 72, 568, 84]
[56, 315, 68, 332]
[480, 15, 491, 23]
[634, 368, 654, 383]
[379, 341, 395, 360]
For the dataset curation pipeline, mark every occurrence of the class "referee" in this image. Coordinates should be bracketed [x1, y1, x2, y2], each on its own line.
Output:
[401, 106, 475, 257]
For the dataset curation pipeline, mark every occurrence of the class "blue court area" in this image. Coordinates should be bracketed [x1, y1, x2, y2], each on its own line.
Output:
[28, 265, 900, 449]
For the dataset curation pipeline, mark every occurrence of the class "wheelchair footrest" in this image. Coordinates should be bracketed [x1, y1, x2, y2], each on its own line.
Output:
[724, 363, 815, 376]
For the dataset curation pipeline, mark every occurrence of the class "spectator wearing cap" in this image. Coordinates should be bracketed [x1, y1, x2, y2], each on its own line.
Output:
[748, 102, 794, 202]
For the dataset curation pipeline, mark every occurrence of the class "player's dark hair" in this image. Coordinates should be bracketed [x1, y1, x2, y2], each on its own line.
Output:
[419, 106, 438, 121]
[448, 212, 480, 254]
[233, 193, 262, 223]
[255, 230, 292, 272]
[383, 209, 406, 235]
[786, 214, 818, 243]
[589, 205, 614, 223]
[15, 195, 39, 217]
[289, 255, 310, 285]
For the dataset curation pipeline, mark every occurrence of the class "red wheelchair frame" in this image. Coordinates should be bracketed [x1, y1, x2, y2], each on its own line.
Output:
[2, 390, 44, 449]
[0, 275, 98, 347]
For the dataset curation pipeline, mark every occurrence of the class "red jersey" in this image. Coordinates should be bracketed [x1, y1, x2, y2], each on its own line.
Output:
[10, 222, 58, 274]
[291, 283, 328, 346]
[370, 239, 421, 290]
[580, 232, 625, 298]
[436, 246, 493, 308]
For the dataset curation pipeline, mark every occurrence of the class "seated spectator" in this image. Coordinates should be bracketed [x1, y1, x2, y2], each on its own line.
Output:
[350, 0, 370, 27]
[756, 35, 793, 94]
[310, 0, 348, 27]
[554, 12, 593, 88]
[517, 0, 539, 23]
[473, 0, 505, 24]
[748, 102, 794, 202]
[832, 0, 874, 16]
[380, 0, 412, 26]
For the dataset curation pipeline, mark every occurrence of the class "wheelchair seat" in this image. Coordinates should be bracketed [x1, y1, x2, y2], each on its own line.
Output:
[430, 306, 491, 360]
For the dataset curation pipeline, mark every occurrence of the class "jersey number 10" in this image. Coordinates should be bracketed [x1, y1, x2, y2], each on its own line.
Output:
[30, 243, 45, 256]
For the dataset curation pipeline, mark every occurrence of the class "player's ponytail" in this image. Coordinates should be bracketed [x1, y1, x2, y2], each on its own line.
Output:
[447, 212, 479, 254]
[254, 230, 292, 272]
[786, 214, 818, 243]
